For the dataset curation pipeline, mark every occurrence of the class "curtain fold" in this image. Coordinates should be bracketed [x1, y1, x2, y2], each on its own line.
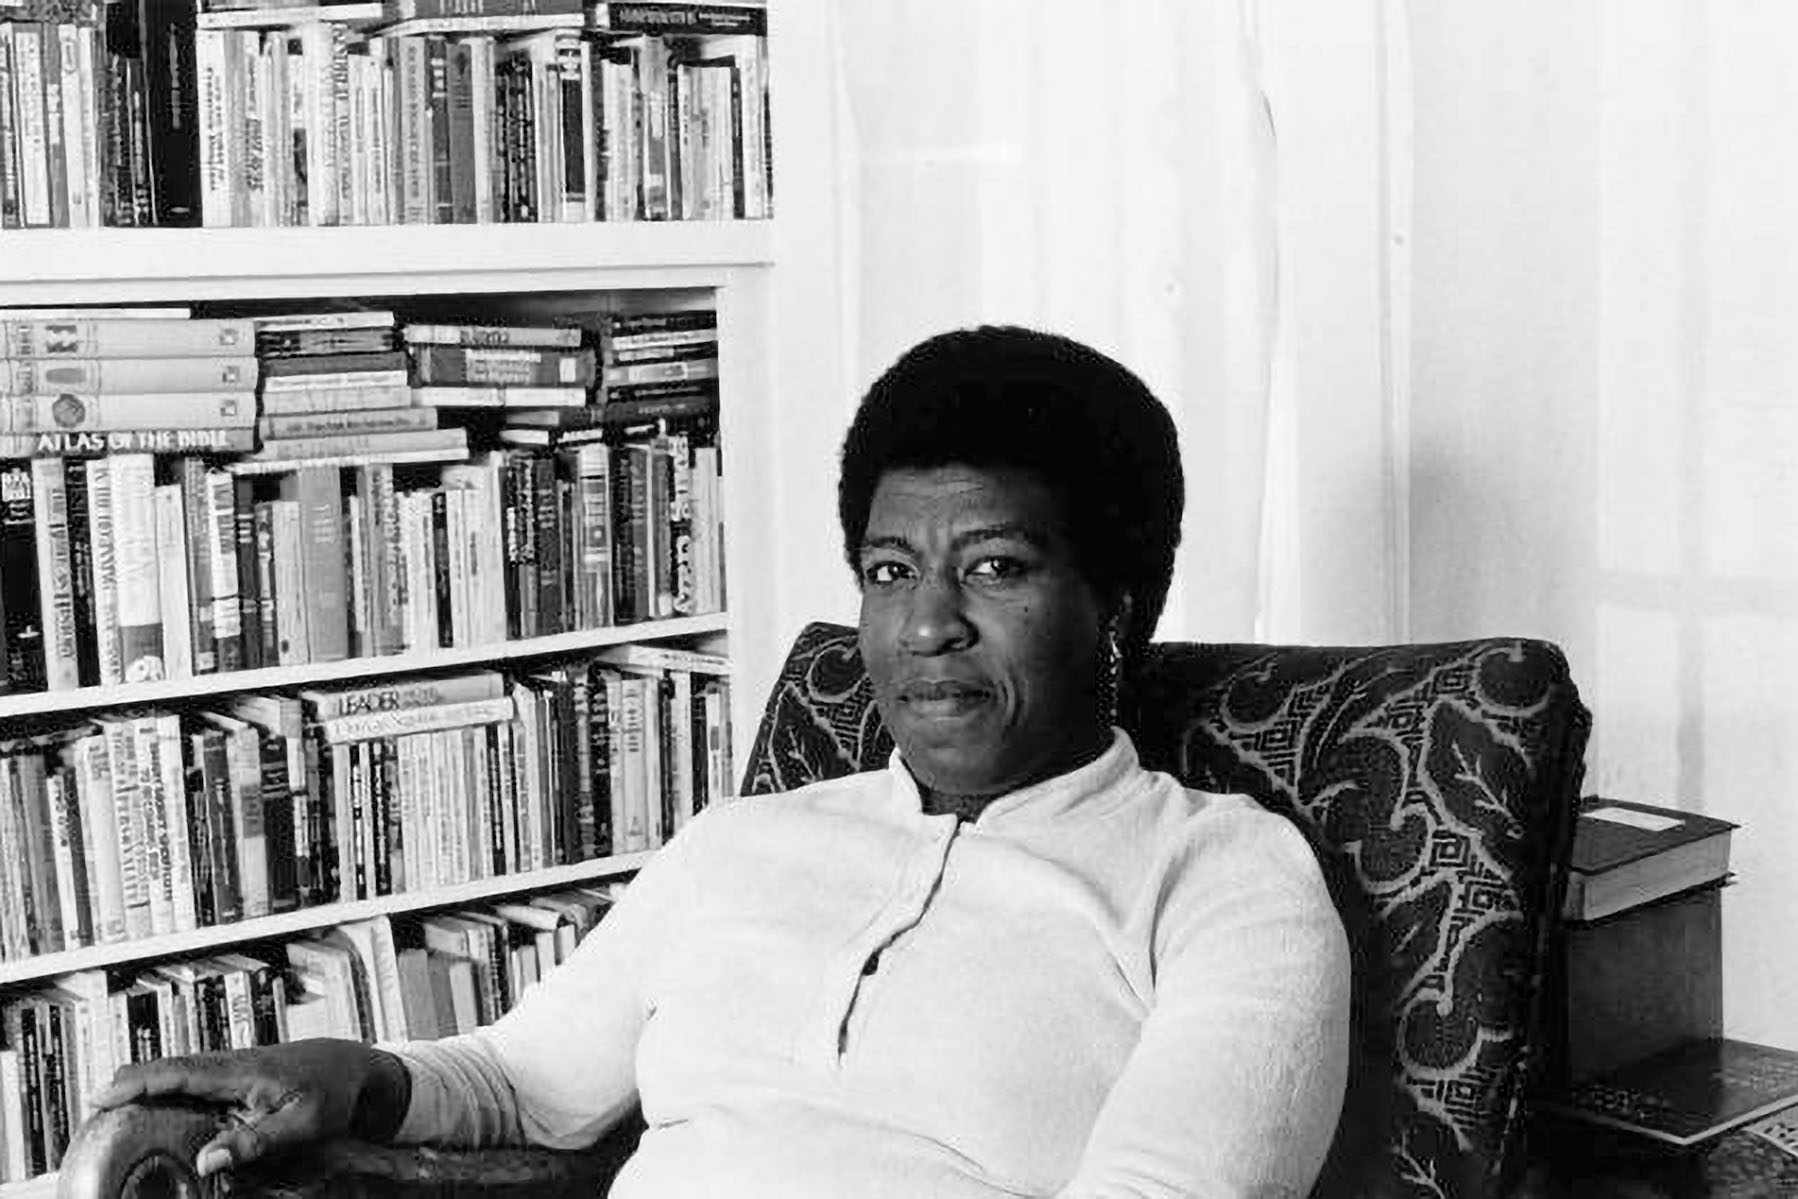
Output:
[830, 0, 1285, 644]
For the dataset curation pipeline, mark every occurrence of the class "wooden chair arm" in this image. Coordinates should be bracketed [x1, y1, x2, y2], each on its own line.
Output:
[57, 1103, 637, 1199]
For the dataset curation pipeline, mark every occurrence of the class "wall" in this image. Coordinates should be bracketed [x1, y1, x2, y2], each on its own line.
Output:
[1408, 0, 1798, 1044]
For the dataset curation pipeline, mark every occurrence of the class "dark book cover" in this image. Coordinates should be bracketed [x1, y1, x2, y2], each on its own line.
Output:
[1544, 1038, 1798, 1147]
[231, 476, 261, 669]
[183, 751, 218, 928]
[531, 455, 563, 635]
[198, 726, 241, 924]
[430, 488, 453, 648]
[63, 458, 100, 685]
[257, 730, 298, 912]
[427, 35, 453, 225]
[446, 38, 476, 224]
[0, 464, 46, 691]
[112, 0, 200, 225]
[595, 3, 766, 36]
[1573, 797, 1739, 875]
[261, 349, 409, 377]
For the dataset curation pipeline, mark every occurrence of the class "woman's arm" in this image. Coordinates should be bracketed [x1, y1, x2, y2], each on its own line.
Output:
[1057, 816, 1351, 1199]
[386, 821, 707, 1151]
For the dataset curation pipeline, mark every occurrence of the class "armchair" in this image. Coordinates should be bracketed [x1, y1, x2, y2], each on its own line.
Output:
[59, 623, 1591, 1199]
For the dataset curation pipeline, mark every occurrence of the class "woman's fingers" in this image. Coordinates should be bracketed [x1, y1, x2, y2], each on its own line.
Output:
[193, 1089, 317, 1176]
[90, 1055, 256, 1109]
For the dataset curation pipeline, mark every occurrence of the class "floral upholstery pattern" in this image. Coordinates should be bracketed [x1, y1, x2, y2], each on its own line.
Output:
[740, 623, 1592, 1199]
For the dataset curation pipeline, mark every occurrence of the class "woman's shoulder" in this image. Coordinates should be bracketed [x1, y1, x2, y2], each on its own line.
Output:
[1142, 778, 1334, 904]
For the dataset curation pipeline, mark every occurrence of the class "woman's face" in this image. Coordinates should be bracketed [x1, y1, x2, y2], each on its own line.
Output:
[856, 464, 1112, 801]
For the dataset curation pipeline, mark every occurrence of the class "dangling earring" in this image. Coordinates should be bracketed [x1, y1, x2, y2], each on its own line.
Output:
[1097, 619, 1124, 728]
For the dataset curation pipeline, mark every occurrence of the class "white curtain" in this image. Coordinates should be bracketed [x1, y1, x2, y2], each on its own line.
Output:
[825, 0, 1285, 644]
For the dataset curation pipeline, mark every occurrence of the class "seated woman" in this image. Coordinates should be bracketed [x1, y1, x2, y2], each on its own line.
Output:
[92, 325, 1351, 1199]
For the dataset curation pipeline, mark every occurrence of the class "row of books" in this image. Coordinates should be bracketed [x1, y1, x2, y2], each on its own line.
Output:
[0, 651, 733, 961]
[0, 0, 769, 229]
[0, 307, 722, 458]
[0, 434, 724, 695]
[0, 891, 620, 1180]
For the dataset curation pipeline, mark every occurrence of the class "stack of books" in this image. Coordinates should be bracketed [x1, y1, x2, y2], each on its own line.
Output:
[1541, 1037, 1798, 1149]
[403, 320, 597, 412]
[1562, 797, 1737, 922]
[243, 310, 467, 471]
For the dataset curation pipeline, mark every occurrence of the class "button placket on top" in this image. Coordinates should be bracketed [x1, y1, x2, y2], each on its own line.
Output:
[793, 812, 961, 1070]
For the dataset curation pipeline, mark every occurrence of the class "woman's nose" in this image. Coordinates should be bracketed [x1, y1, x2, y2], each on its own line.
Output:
[899, 574, 973, 654]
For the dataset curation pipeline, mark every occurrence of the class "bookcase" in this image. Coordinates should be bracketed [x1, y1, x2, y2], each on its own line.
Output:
[0, 4, 811, 1182]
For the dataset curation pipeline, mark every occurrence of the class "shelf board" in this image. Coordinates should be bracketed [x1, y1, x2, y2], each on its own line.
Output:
[0, 221, 775, 302]
[0, 853, 654, 989]
[0, 612, 730, 719]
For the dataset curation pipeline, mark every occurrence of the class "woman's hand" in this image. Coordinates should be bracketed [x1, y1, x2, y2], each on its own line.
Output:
[90, 1039, 411, 1177]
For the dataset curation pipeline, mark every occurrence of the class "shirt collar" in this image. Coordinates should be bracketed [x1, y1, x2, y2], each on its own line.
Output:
[884, 728, 1143, 826]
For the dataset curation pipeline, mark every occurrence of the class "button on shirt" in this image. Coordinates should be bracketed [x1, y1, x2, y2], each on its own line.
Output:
[389, 731, 1351, 1199]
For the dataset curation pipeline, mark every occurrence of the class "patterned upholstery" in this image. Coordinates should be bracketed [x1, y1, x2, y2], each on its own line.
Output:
[741, 622, 1593, 1199]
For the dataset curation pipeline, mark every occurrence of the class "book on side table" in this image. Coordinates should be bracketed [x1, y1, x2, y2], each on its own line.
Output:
[1563, 797, 1736, 922]
[1541, 1038, 1798, 1148]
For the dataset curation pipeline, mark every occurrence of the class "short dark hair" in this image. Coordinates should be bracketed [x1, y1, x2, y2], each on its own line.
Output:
[838, 325, 1184, 663]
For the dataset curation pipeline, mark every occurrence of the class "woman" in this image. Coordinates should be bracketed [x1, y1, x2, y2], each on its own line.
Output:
[92, 326, 1350, 1199]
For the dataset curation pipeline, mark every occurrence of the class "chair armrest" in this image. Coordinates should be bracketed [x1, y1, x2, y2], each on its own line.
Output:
[57, 1103, 637, 1199]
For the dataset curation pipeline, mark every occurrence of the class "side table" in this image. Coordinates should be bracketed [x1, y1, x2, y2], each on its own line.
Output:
[1518, 1116, 1798, 1198]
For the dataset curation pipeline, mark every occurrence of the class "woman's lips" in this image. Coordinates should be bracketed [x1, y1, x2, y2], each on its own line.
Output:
[898, 681, 991, 719]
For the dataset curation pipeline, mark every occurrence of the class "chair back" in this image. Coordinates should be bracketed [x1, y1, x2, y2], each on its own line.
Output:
[740, 623, 1591, 1199]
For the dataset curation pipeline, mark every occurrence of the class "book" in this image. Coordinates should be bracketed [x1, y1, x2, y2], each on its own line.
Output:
[410, 344, 597, 387]
[1541, 1038, 1798, 1147]
[235, 427, 469, 464]
[410, 384, 586, 408]
[0, 464, 44, 691]
[0, 356, 259, 395]
[588, 2, 766, 36]
[1564, 797, 1737, 922]
[0, 427, 256, 457]
[0, 318, 253, 358]
[0, 391, 256, 433]
[402, 322, 583, 348]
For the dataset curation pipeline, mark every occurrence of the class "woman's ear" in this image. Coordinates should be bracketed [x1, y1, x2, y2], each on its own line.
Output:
[1108, 592, 1136, 650]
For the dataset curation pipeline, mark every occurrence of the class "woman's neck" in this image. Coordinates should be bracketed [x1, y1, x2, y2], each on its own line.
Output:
[915, 726, 1115, 822]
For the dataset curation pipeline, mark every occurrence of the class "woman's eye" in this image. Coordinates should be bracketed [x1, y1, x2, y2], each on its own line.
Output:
[863, 561, 909, 585]
[968, 556, 1027, 581]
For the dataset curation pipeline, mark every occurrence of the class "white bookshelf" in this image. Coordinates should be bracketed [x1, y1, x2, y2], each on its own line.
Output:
[0, 853, 654, 990]
[0, 613, 729, 721]
[0, 219, 783, 1199]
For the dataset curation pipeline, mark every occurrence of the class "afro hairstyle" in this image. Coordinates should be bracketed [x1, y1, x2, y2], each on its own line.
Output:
[838, 324, 1184, 664]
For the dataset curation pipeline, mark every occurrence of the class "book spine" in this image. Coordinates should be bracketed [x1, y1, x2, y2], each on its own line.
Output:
[269, 498, 308, 665]
[258, 406, 435, 439]
[48, 770, 91, 949]
[152, 484, 193, 681]
[0, 391, 256, 433]
[331, 24, 353, 229]
[28, 458, 79, 691]
[206, 470, 244, 671]
[0, 27, 21, 230]
[0, 427, 256, 457]
[403, 322, 582, 348]
[290, 468, 349, 663]
[0, 463, 46, 691]
[177, 459, 217, 674]
[258, 383, 411, 412]
[55, 23, 89, 228]
[39, 16, 66, 230]
[1, 318, 256, 359]
[412, 384, 584, 408]
[61, 458, 98, 685]
[242, 427, 465, 461]
[195, 29, 233, 226]
[11, 25, 51, 228]
[411, 345, 595, 387]
[0, 355, 259, 395]
[591, 2, 767, 35]
[141, 0, 201, 225]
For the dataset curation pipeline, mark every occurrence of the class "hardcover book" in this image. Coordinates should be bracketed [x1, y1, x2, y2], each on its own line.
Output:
[1542, 1038, 1798, 1147]
[1564, 797, 1737, 922]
